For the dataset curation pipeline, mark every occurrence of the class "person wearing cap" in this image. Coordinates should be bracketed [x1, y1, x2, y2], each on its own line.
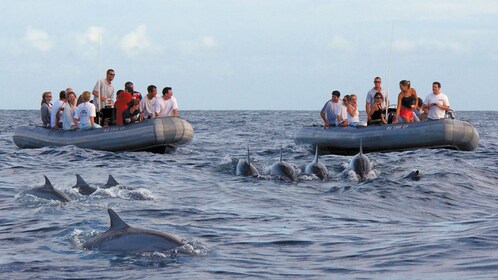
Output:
[154, 87, 178, 117]
[140, 85, 157, 120]
[320, 90, 342, 127]
[122, 99, 141, 125]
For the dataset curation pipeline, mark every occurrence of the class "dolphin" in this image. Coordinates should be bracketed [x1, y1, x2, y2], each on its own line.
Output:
[101, 175, 120, 189]
[304, 146, 328, 181]
[83, 209, 185, 253]
[350, 140, 372, 180]
[72, 174, 97, 195]
[23, 176, 71, 202]
[270, 148, 298, 182]
[236, 147, 259, 177]
[405, 170, 422, 181]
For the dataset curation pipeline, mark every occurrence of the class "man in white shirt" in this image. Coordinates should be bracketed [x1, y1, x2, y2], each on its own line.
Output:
[140, 85, 157, 120]
[92, 69, 115, 111]
[154, 87, 178, 117]
[320, 90, 342, 127]
[50, 90, 66, 128]
[423, 81, 450, 120]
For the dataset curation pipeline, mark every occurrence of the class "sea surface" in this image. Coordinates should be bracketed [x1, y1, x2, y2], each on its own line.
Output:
[0, 110, 497, 279]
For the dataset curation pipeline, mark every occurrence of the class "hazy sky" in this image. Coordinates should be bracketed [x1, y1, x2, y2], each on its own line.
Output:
[1, 0, 497, 111]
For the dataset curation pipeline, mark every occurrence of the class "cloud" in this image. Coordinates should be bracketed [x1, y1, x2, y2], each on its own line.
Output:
[177, 36, 218, 55]
[121, 24, 151, 55]
[392, 39, 465, 54]
[85, 26, 105, 44]
[25, 27, 53, 52]
[328, 36, 353, 51]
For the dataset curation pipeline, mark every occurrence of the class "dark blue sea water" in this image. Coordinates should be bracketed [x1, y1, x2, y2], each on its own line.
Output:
[0, 110, 497, 279]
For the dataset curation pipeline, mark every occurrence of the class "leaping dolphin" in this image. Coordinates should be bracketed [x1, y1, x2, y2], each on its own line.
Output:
[83, 209, 185, 253]
[72, 174, 97, 195]
[304, 146, 328, 181]
[101, 175, 120, 189]
[236, 147, 259, 177]
[270, 148, 298, 182]
[350, 140, 372, 180]
[22, 176, 71, 202]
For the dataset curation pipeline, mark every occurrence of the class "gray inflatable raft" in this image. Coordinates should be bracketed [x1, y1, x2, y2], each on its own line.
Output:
[295, 119, 479, 155]
[13, 117, 193, 152]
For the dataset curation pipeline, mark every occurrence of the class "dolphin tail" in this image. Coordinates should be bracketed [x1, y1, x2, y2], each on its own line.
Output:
[314, 145, 319, 163]
[108, 209, 130, 230]
[43, 175, 54, 189]
[105, 175, 119, 187]
[74, 174, 90, 188]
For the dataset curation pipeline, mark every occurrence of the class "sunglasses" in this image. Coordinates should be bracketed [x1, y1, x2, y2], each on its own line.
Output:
[374, 81, 381, 83]
[375, 97, 383, 99]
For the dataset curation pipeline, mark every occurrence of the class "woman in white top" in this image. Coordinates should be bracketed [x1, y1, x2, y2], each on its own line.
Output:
[73, 91, 101, 130]
[346, 94, 360, 127]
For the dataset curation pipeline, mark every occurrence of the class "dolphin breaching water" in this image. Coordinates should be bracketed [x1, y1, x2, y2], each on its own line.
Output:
[83, 208, 185, 253]
[270, 148, 298, 182]
[349, 140, 372, 180]
[22, 176, 71, 202]
[304, 146, 328, 181]
[72, 174, 97, 195]
[236, 147, 259, 177]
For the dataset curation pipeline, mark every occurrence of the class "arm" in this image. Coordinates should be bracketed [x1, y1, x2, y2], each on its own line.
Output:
[394, 93, 403, 123]
[347, 104, 356, 117]
[320, 111, 329, 127]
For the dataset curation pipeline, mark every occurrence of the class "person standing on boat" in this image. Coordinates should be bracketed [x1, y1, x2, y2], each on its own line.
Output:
[140, 85, 157, 120]
[56, 91, 77, 130]
[92, 69, 115, 111]
[50, 90, 67, 128]
[366, 77, 388, 123]
[423, 81, 450, 120]
[394, 80, 418, 123]
[40, 91, 53, 128]
[320, 90, 342, 127]
[154, 87, 178, 117]
[74, 91, 101, 130]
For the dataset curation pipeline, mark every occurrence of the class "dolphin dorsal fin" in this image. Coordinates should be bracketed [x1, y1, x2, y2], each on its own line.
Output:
[106, 175, 119, 187]
[246, 146, 251, 164]
[44, 175, 54, 189]
[359, 139, 363, 155]
[314, 145, 319, 163]
[108, 209, 129, 230]
[75, 174, 89, 187]
[279, 147, 283, 163]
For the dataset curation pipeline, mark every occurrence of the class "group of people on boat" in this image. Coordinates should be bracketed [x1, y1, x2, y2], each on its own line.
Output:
[320, 76, 451, 128]
[40, 69, 179, 130]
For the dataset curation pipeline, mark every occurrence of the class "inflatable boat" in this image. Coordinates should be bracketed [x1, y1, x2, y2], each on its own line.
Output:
[13, 117, 194, 152]
[294, 119, 479, 155]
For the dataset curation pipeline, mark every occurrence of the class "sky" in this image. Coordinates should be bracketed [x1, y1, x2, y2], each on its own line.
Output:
[1, 0, 497, 111]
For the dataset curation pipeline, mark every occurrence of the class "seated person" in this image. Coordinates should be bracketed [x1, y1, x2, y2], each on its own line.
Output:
[73, 91, 101, 130]
[40, 91, 52, 128]
[413, 97, 427, 122]
[122, 99, 141, 125]
[368, 92, 387, 125]
[338, 96, 349, 127]
[345, 94, 360, 127]
[114, 89, 132, 126]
